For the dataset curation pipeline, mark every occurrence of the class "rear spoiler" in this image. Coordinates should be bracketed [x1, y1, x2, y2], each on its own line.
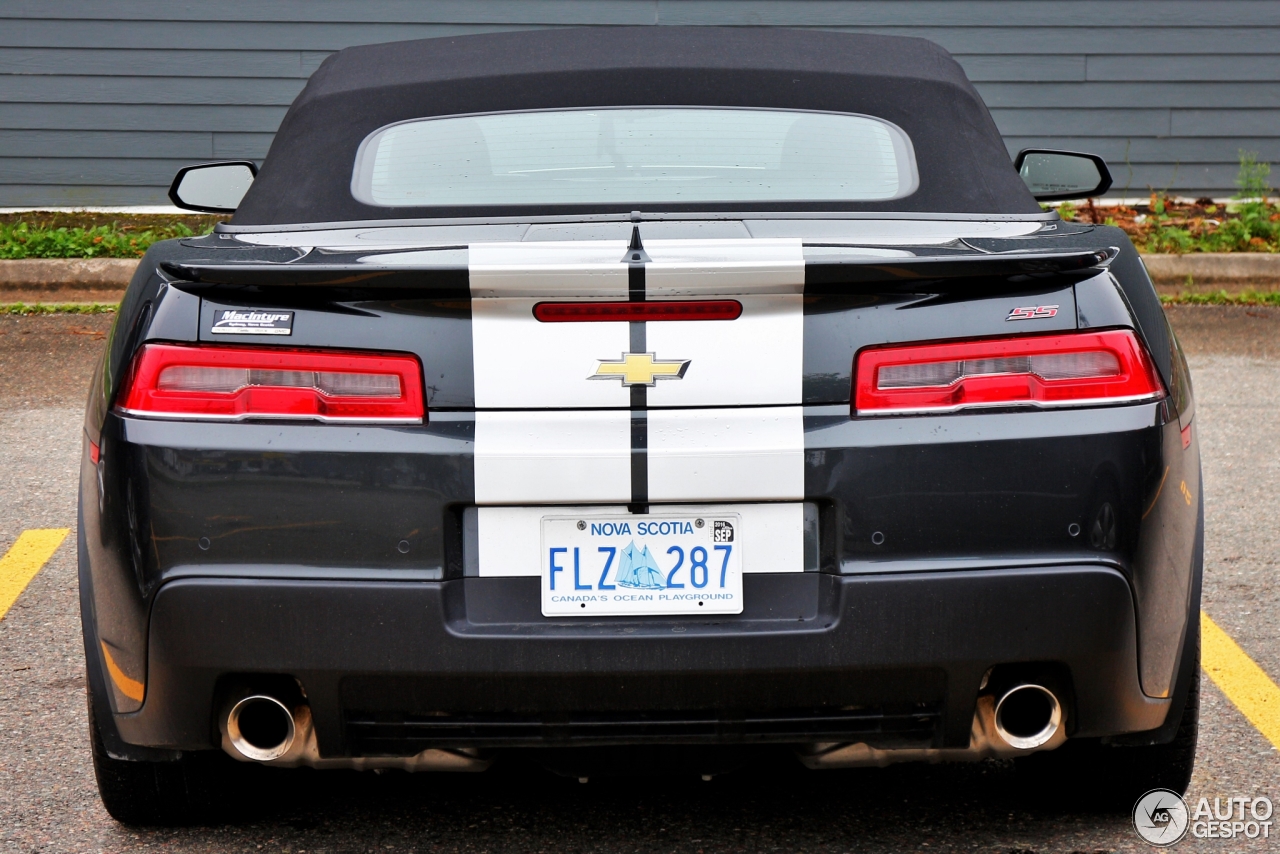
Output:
[160, 262, 469, 289]
[161, 247, 1117, 289]
[804, 247, 1118, 286]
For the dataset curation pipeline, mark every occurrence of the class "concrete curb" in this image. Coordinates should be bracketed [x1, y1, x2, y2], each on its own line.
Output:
[0, 253, 1277, 301]
[0, 258, 137, 304]
[1138, 253, 1280, 287]
[0, 258, 138, 290]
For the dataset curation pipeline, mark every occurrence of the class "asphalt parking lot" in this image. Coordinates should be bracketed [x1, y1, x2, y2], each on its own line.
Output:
[1, 305, 1277, 853]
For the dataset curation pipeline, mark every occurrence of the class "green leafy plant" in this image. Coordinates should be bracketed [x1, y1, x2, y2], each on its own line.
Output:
[0, 213, 219, 260]
[0, 221, 209, 259]
[1055, 153, 1278, 254]
[1160, 290, 1280, 306]
[0, 302, 118, 314]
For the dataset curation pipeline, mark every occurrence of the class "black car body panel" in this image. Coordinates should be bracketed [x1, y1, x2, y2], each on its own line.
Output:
[82, 237, 1200, 744]
[80, 28, 1200, 767]
[113, 567, 1166, 755]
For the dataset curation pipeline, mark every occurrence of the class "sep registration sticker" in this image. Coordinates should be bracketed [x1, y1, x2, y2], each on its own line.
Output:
[540, 514, 743, 617]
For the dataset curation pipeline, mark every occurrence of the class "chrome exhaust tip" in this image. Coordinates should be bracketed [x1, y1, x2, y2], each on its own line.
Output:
[993, 683, 1062, 750]
[226, 694, 296, 761]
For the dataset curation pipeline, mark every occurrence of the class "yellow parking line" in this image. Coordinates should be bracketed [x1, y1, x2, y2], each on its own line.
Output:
[0, 529, 70, 621]
[1202, 611, 1280, 750]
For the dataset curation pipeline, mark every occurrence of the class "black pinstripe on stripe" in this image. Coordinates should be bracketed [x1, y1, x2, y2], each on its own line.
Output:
[625, 220, 649, 514]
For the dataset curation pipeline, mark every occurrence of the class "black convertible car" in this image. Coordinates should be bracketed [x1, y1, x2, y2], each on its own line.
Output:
[81, 27, 1200, 823]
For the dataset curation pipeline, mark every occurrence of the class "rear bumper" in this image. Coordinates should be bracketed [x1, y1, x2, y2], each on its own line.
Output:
[110, 565, 1172, 754]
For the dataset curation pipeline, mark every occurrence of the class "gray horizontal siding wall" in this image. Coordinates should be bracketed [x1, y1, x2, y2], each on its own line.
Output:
[3, 1, 1278, 207]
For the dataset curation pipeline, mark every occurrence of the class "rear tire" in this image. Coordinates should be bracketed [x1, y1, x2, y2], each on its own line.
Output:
[88, 690, 242, 826]
[1016, 632, 1199, 811]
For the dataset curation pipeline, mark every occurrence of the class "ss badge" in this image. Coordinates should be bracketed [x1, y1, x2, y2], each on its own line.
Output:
[1006, 305, 1059, 321]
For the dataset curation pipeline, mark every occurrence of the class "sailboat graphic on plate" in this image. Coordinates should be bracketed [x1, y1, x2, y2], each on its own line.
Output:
[614, 541, 665, 590]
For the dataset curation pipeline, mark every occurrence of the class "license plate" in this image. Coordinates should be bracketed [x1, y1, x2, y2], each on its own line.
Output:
[541, 513, 743, 617]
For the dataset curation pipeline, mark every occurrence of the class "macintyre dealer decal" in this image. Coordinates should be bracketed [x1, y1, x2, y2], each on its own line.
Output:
[210, 309, 294, 335]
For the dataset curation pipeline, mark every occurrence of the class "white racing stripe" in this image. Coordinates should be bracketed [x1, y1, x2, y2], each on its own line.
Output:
[644, 238, 804, 296]
[471, 298, 631, 409]
[647, 407, 804, 502]
[646, 294, 802, 407]
[468, 240, 628, 298]
[470, 240, 631, 410]
[477, 503, 804, 577]
[471, 292, 802, 409]
[469, 238, 807, 507]
[470, 238, 805, 409]
[474, 410, 631, 504]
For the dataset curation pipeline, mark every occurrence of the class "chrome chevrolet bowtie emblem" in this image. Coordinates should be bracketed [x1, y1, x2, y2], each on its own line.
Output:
[590, 352, 690, 386]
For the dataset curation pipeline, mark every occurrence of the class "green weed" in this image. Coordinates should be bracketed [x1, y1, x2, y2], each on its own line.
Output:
[1236, 150, 1272, 201]
[0, 219, 213, 260]
[1160, 290, 1280, 306]
[1057, 152, 1279, 254]
[0, 302, 119, 315]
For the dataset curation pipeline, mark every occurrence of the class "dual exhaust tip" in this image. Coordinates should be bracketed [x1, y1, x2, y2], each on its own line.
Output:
[226, 694, 297, 761]
[224, 682, 1064, 764]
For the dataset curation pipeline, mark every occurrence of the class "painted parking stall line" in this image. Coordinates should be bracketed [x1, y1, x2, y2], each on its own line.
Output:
[1202, 610, 1280, 750]
[0, 528, 70, 620]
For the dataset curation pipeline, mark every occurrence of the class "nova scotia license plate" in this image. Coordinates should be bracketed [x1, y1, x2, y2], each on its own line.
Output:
[541, 513, 743, 617]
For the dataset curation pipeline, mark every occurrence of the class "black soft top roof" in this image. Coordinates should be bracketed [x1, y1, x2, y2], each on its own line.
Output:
[233, 27, 1040, 225]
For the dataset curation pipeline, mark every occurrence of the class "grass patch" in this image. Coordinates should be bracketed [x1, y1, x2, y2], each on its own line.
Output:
[0, 302, 119, 315]
[0, 211, 218, 260]
[1160, 290, 1280, 306]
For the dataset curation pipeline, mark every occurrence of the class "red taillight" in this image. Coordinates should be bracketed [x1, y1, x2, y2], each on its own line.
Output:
[533, 300, 743, 322]
[854, 330, 1164, 416]
[118, 344, 425, 423]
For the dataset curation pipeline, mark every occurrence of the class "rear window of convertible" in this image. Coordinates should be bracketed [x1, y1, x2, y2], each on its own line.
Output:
[351, 107, 918, 207]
